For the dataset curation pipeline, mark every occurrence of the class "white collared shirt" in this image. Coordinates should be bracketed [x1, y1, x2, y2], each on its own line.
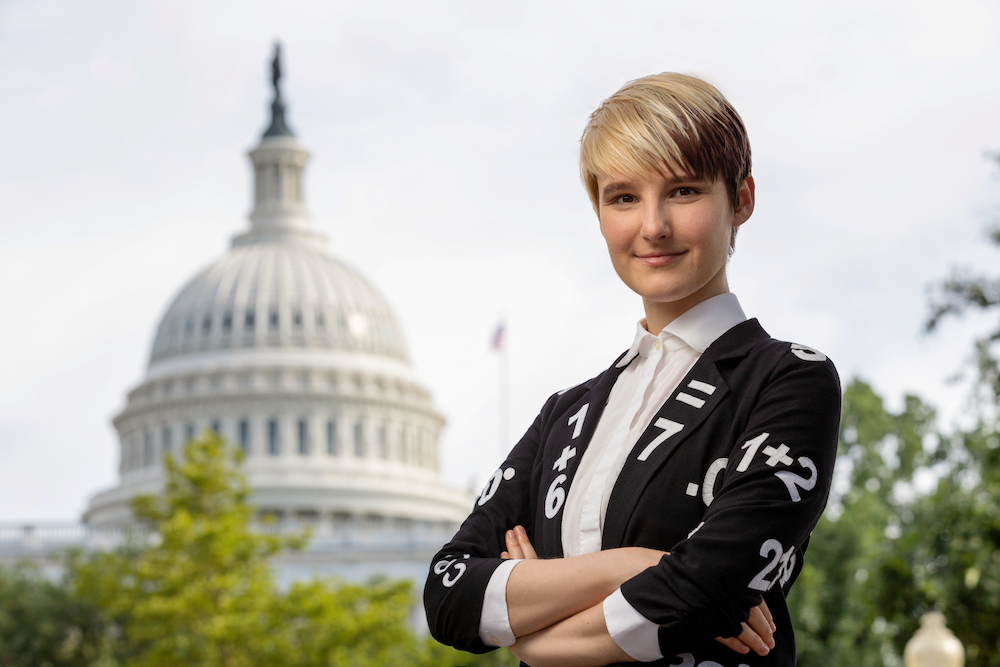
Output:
[478, 293, 748, 655]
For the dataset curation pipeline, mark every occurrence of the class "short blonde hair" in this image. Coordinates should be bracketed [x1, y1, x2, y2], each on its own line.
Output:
[580, 73, 751, 248]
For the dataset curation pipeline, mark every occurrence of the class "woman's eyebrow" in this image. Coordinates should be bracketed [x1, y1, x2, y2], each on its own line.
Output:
[600, 181, 633, 197]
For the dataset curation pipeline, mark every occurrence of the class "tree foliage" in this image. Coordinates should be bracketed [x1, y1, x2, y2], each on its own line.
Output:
[60, 433, 515, 667]
[68, 433, 301, 666]
[790, 379, 1000, 667]
[791, 159, 1000, 665]
[0, 562, 113, 667]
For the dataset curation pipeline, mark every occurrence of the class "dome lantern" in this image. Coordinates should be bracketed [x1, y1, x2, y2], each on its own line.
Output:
[234, 43, 321, 249]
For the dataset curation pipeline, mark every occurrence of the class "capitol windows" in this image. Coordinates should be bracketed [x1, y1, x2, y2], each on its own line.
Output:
[315, 312, 325, 329]
[293, 311, 302, 328]
[162, 426, 173, 455]
[203, 314, 212, 334]
[223, 312, 233, 333]
[377, 424, 388, 459]
[297, 419, 308, 455]
[269, 309, 279, 330]
[185, 422, 195, 444]
[143, 429, 154, 468]
[211, 419, 221, 435]
[245, 310, 255, 331]
[353, 422, 364, 457]
[326, 420, 337, 455]
[268, 418, 279, 456]
[239, 419, 250, 455]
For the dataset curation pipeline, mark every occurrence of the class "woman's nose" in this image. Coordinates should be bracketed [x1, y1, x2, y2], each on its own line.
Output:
[640, 202, 671, 240]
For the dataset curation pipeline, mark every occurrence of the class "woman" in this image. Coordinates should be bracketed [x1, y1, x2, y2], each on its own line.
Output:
[425, 73, 841, 667]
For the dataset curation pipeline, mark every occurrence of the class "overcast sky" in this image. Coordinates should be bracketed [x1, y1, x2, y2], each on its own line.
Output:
[2, 0, 1000, 521]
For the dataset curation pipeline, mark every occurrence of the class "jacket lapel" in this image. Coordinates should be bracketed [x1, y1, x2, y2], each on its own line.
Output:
[537, 356, 628, 556]
[601, 319, 768, 549]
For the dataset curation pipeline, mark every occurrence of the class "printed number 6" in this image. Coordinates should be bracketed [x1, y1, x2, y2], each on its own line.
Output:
[544, 474, 568, 519]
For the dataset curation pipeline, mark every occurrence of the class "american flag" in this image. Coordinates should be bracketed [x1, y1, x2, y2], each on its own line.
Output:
[491, 322, 505, 351]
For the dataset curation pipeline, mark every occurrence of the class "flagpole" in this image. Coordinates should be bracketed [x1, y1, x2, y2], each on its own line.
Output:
[492, 320, 509, 461]
[499, 334, 509, 460]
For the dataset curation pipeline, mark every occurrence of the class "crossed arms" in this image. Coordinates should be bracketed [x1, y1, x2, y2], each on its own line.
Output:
[499, 526, 776, 667]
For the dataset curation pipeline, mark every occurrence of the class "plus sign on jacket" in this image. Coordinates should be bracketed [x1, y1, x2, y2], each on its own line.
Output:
[424, 319, 841, 666]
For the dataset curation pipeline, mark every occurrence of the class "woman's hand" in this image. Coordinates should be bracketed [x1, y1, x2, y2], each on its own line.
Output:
[501, 525, 537, 560]
[713, 599, 776, 657]
[500, 525, 777, 658]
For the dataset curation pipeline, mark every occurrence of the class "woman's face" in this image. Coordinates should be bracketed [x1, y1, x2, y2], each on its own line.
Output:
[597, 169, 754, 330]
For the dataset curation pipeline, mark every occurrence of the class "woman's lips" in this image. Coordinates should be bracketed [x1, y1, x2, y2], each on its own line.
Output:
[636, 251, 684, 267]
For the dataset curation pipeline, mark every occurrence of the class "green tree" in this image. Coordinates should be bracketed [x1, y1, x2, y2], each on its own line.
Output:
[789, 378, 936, 667]
[864, 419, 1000, 665]
[790, 378, 1000, 667]
[67, 432, 515, 667]
[69, 433, 302, 666]
[0, 562, 113, 667]
[911, 155, 1000, 664]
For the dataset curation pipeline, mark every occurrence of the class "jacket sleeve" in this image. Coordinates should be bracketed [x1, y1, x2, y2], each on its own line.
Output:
[423, 396, 550, 653]
[619, 346, 841, 654]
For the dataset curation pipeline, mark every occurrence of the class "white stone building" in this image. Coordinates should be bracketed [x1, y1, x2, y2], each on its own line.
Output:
[1, 49, 470, 586]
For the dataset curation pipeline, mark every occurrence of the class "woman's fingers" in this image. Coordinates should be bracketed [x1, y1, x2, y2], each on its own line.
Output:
[758, 599, 775, 631]
[502, 525, 538, 560]
[716, 619, 773, 657]
[746, 604, 776, 648]
[716, 601, 778, 658]
[714, 635, 750, 654]
[505, 530, 524, 559]
[514, 525, 538, 559]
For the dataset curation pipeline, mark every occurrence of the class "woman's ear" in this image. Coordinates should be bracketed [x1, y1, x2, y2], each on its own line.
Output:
[733, 175, 755, 228]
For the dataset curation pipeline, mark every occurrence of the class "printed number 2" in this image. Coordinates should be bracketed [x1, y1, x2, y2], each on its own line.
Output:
[748, 539, 797, 592]
[775, 456, 818, 502]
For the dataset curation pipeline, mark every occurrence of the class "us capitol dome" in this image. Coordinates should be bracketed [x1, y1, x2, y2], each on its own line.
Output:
[80, 48, 470, 577]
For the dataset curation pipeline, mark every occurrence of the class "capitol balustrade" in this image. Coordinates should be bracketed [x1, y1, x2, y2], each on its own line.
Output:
[0, 519, 457, 561]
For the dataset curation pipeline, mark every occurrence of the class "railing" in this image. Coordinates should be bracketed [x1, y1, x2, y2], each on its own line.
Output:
[0, 521, 457, 558]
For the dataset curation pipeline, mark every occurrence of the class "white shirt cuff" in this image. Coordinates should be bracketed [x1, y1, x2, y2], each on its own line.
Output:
[478, 559, 521, 648]
[603, 587, 663, 662]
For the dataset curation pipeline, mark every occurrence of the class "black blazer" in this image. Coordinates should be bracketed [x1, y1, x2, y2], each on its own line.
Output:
[425, 320, 841, 666]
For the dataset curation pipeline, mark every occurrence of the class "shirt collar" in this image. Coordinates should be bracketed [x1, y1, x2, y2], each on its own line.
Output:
[616, 293, 747, 368]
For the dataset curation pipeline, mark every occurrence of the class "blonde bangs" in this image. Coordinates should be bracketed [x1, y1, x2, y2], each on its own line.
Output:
[580, 73, 751, 217]
[581, 103, 696, 213]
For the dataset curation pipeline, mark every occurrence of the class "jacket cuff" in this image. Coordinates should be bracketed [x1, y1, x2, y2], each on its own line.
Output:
[603, 587, 664, 662]
[477, 559, 521, 648]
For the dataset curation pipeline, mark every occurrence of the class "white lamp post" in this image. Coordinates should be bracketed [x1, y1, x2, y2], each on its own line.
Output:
[904, 612, 965, 667]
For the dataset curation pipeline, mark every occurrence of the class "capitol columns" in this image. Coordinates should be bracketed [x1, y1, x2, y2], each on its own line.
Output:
[904, 612, 964, 667]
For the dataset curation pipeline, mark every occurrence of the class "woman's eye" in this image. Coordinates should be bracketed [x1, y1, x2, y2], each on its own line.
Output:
[614, 194, 637, 204]
[675, 187, 697, 197]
